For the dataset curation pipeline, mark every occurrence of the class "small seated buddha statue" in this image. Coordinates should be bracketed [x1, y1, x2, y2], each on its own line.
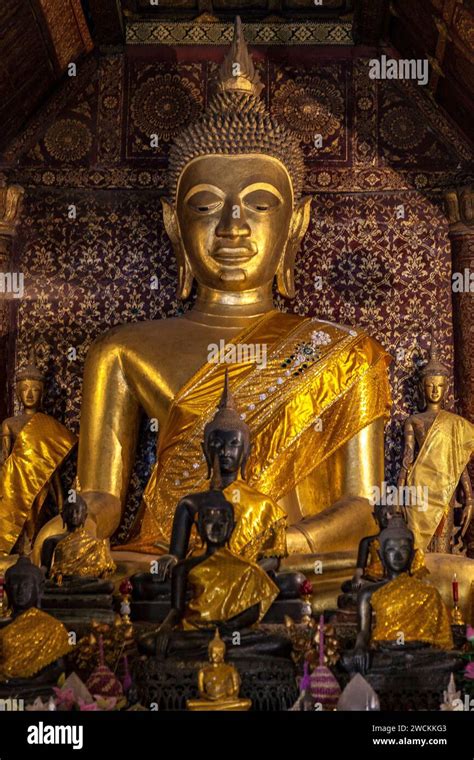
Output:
[344, 515, 453, 675]
[43, 494, 116, 582]
[138, 494, 290, 660]
[186, 628, 251, 711]
[149, 370, 287, 582]
[339, 504, 426, 608]
[0, 555, 72, 683]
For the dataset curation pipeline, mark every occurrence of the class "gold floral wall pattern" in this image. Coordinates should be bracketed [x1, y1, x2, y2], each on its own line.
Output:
[4, 49, 473, 539]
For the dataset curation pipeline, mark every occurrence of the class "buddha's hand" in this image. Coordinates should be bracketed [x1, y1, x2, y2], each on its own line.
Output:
[351, 646, 370, 675]
[153, 554, 178, 582]
[154, 622, 173, 658]
[351, 568, 364, 591]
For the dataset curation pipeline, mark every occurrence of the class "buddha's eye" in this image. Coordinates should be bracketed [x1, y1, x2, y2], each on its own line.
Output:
[243, 189, 280, 213]
[187, 191, 223, 215]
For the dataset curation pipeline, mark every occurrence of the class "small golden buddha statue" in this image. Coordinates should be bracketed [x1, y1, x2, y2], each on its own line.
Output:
[0, 348, 76, 555]
[398, 335, 474, 553]
[46, 494, 116, 581]
[34, 18, 391, 566]
[187, 629, 251, 711]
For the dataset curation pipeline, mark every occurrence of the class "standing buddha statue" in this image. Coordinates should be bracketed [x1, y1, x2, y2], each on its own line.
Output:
[398, 336, 474, 553]
[34, 17, 392, 565]
[0, 349, 76, 556]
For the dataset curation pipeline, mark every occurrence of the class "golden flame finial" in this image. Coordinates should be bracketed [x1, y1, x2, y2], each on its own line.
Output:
[217, 17, 264, 97]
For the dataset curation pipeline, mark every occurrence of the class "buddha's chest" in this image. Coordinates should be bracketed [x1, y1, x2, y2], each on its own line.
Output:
[412, 415, 437, 448]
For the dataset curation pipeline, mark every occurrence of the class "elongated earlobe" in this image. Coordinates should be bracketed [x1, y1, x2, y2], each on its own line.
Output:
[276, 196, 312, 298]
[161, 197, 194, 299]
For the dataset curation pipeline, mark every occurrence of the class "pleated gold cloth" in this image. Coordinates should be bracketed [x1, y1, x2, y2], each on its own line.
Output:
[51, 527, 116, 579]
[371, 573, 453, 650]
[182, 547, 279, 629]
[0, 607, 72, 680]
[0, 413, 77, 554]
[129, 311, 391, 553]
[406, 410, 474, 551]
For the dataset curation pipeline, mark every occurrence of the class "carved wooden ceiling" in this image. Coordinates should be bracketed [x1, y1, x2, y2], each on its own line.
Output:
[0, 0, 92, 150]
[0, 0, 472, 152]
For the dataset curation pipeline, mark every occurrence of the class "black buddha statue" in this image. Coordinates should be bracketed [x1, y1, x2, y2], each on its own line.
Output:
[40, 495, 115, 626]
[152, 369, 287, 582]
[0, 555, 71, 685]
[138, 493, 291, 660]
[343, 515, 453, 676]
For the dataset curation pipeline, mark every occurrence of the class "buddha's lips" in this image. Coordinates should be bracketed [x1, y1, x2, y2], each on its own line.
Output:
[211, 246, 257, 265]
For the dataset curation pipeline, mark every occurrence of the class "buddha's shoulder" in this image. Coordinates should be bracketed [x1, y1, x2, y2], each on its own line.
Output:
[87, 316, 197, 349]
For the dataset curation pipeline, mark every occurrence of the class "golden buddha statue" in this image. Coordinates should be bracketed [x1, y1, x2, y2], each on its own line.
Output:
[398, 335, 474, 553]
[47, 494, 116, 581]
[34, 18, 391, 565]
[187, 628, 251, 711]
[0, 349, 77, 556]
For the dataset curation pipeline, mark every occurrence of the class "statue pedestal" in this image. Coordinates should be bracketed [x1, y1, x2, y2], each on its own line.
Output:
[341, 646, 464, 710]
[42, 579, 115, 628]
[131, 654, 297, 711]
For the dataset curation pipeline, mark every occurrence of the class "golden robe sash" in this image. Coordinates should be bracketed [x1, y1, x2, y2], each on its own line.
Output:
[371, 573, 453, 650]
[0, 413, 77, 554]
[51, 527, 116, 580]
[183, 547, 279, 629]
[131, 311, 391, 552]
[0, 607, 72, 680]
[406, 410, 474, 551]
[224, 479, 287, 561]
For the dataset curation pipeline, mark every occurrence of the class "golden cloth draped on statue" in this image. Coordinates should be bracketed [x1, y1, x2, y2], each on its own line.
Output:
[406, 410, 474, 551]
[51, 527, 116, 580]
[371, 573, 453, 650]
[182, 547, 279, 629]
[0, 607, 72, 680]
[0, 413, 77, 554]
[224, 479, 287, 561]
[128, 311, 392, 554]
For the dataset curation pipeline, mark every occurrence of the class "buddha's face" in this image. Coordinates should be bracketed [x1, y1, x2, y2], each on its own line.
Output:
[175, 155, 294, 292]
[207, 429, 246, 476]
[382, 537, 413, 574]
[17, 379, 43, 410]
[209, 645, 225, 664]
[63, 499, 86, 531]
[423, 375, 447, 405]
[199, 505, 233, 546]
[7, 575, 39, 611]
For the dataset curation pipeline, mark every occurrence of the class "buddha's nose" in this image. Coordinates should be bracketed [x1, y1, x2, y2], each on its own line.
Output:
[215, 200, 251, 238]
